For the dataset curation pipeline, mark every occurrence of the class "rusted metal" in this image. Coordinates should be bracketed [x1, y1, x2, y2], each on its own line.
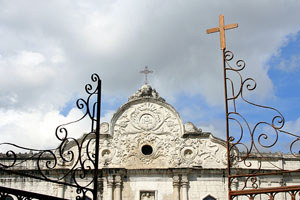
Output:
[230, 185, 300, 196]
[0, 73, 102, 199]
[208, 14, 300, 199]
[223, 49, 300, 199]
[222, 48, 232, 200]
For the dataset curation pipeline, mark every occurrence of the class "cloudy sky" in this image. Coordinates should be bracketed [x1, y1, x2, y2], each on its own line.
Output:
[0, 0, 299, 151]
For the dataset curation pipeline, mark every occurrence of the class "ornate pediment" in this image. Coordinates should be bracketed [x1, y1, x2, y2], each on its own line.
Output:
[111, 101, 183, 137]
[97, 132, 228, 169]
[72, 84, 229, 169]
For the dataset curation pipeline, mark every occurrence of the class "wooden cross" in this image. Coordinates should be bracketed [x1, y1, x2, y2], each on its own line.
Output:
[206, 14, 238, 49]
[140, 66, 153, 84]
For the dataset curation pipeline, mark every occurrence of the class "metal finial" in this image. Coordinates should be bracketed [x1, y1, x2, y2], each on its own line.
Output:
[140, 66, 153, 85]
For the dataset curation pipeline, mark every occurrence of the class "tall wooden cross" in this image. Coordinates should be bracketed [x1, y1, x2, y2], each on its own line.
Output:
[206, 14, 238, 49]
[140, 66, 153, 85]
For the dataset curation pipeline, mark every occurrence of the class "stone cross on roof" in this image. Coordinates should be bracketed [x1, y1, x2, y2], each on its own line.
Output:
[140, 66, 153, 85]
[206, 14, 238, 49]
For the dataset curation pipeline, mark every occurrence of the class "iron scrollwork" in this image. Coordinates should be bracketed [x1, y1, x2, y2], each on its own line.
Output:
[0, 73, 102, 200]
[223, 49, 300, 199]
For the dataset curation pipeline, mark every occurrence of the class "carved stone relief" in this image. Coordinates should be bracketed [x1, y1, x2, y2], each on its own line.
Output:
[140, 191, 155, 200]
[90, 135, 227, 169]
[176, 138, 202, 167]
[100, 122, 109, 134]
[81, 99, 229, 169]
[103, 101, 183, 167]
[109, 132, 178, 167]
[98, 138, 115, 166]
[199, 140, 227, 166]
[113, 102, 182, 137]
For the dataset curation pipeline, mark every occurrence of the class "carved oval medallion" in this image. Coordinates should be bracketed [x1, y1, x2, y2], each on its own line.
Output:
[139, 113, 156, 131]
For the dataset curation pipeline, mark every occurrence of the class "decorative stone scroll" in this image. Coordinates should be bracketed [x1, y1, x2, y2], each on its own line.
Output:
[112, 101, 182, 137]
[77, 84, 230, 169]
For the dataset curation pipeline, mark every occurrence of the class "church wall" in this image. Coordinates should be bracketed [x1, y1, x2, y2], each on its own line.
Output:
[126, 174, 173, 200]
[101, 169, 174, 200]
[188, 170, 227, 200]
[235, 156, 300, 171]
[100, 169, 229, 200]
[0, 171, 96, 199]
[0, 176, 60, 197]
[284, 159, 300, 170]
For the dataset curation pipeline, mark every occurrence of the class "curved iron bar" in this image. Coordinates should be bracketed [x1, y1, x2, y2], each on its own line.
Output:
[0, 73, 102, 199]
[224, 49, 300, 193]
[231, 189, 300, 200]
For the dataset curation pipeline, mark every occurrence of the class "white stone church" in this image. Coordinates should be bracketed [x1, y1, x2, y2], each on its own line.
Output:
[1, 83, 300, 200]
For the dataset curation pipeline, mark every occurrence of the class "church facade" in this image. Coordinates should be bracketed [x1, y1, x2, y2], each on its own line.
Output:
[1, 84, 300, 200]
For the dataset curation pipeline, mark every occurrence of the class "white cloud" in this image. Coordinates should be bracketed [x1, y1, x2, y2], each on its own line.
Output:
[0, 50, 70, 110]
[198, 120, 226, 140]
[283, 117, 300, 136]
[277, 55, 300, 72]
[0, 108, 90, 152]
[14, 51, 45, 67]
[1, 0, 299, 105]
[0, 0, 300, 146]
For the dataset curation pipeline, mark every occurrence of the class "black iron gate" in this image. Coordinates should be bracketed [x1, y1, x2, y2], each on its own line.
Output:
[0, 73, 101, 200]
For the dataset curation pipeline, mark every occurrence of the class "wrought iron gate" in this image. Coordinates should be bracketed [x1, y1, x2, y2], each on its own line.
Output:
[222, 48, 300, 200]
[0, 73, 101, 200]
[207, 14, 300, 200]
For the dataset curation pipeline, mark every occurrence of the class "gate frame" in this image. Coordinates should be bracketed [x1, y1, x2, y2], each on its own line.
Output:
[221, 48, 300, 200]
[207, 14, 300, 199]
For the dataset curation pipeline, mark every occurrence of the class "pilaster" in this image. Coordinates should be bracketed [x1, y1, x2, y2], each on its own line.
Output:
[107, 175, 114, 200]
[173, 175, 180, 200]
[181, 174, 189, 200]
[115, 175, 122, 200]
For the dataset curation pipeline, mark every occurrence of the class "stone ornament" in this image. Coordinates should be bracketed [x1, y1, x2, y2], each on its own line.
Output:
[184, 122, 201, 133]
[112, 101, 182, 136]
[100, 122, 109, 134]
[77, 84, 229, 169]
[182, 148, 196, 160]
[128, 84, 165, 102]
[100, 148, 115, 166]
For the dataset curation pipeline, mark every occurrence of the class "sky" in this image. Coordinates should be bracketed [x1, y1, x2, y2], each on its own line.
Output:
[0, 0, 299, 152]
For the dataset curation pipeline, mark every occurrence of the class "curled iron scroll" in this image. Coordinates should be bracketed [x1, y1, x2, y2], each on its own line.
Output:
[0, 73, 101, 199]
[224, 49, 300, 192]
